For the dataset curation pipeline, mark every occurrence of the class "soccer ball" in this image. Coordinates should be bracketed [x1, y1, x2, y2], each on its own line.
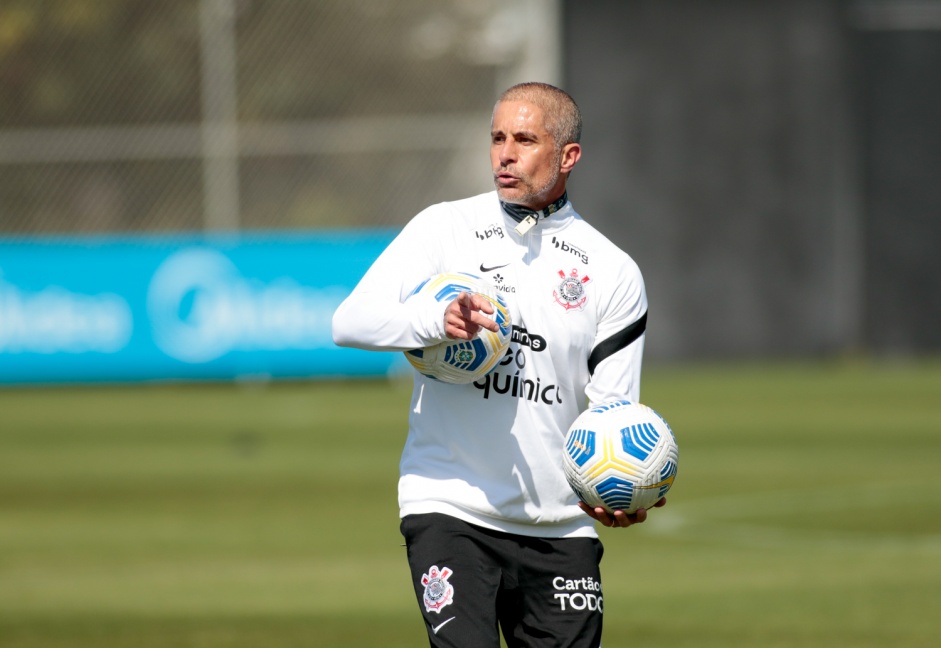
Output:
[562, 400, 678, 514]
[403, 272, 512, 384]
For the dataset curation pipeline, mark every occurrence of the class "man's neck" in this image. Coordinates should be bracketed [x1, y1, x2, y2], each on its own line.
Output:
[500, 192, 569, 235]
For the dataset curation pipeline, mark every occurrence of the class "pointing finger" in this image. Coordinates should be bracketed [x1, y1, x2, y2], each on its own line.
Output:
[458, 293, 500, 333]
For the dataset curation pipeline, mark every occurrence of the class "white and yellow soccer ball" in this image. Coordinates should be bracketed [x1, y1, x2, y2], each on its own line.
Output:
[562, 400, 678, 514]
[403, 272, 512, 384]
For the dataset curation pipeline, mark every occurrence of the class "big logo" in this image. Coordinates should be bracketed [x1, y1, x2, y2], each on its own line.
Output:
[475, 224, 504, 240]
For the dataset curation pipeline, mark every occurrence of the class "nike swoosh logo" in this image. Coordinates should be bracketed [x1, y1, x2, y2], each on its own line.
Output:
[432, 617, 456, 634]
[480, 262, 509, 273]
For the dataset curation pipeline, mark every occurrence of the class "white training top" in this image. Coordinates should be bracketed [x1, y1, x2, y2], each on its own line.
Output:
[332, 191, 647, 538]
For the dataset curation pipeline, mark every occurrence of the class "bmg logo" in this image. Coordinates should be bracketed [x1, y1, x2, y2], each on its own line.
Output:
[551, 237, 588, 264]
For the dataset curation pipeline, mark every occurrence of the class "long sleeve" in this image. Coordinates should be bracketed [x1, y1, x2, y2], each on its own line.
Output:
[332, 207, 451, 351]
[584, 254, 647, 408]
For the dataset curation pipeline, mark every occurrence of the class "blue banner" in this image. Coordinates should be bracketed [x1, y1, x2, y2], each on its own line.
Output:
[0, 231, 403, 385]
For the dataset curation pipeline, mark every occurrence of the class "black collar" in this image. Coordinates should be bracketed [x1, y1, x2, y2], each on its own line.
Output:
[500, 192, 569, 224]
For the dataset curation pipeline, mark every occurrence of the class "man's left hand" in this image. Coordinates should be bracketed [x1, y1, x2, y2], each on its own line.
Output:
[578, 497, 666, 528]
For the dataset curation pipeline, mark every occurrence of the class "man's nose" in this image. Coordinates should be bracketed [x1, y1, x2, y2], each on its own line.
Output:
[498, 141, 517, 165]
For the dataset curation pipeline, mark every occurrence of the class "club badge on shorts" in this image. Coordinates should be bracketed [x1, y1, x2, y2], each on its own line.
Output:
[420, 565, 455, 613]
[553, 268, 591, 311]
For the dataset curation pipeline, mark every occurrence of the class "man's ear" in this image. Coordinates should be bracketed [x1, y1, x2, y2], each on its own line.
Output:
[560, 143, 582, 175]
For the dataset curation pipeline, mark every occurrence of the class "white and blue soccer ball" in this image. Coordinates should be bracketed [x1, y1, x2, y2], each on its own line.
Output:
[563, 400, 678, 514]
[404, 272, 512, 384]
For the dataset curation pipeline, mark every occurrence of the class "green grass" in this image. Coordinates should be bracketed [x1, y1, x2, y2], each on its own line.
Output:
[1, 360, 939, 647]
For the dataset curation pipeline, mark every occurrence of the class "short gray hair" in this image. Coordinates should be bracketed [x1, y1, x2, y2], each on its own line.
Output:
[496, 82, 582, 147]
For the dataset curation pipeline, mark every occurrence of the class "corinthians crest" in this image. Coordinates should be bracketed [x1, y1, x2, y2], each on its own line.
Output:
[421, 565, 455, 613]
[553, 269, 591, 311]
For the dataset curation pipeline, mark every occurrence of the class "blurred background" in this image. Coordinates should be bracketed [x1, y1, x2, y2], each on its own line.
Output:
[1, 2, 940, 647]
[2, 0, 939, 384]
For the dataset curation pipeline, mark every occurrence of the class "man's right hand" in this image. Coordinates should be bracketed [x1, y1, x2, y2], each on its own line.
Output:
[444, 292, 500, 340]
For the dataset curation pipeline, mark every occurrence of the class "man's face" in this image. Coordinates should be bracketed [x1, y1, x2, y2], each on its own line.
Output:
[490, 100, 564, 209]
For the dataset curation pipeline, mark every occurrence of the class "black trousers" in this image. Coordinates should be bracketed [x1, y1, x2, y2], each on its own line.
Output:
[401, 513, 605, 648]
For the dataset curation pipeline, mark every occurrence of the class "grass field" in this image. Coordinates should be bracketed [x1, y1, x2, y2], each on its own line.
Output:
[1, 360, 939, 647]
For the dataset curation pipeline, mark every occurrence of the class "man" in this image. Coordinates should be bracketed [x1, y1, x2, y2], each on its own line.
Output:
[332, 82, 662, 648]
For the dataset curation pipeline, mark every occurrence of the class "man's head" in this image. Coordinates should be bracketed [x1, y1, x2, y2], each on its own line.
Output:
[491, 82, 582, 210]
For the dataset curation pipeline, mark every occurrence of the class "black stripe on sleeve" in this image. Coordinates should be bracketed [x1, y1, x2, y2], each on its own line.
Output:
[587, 311, 647, 376]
